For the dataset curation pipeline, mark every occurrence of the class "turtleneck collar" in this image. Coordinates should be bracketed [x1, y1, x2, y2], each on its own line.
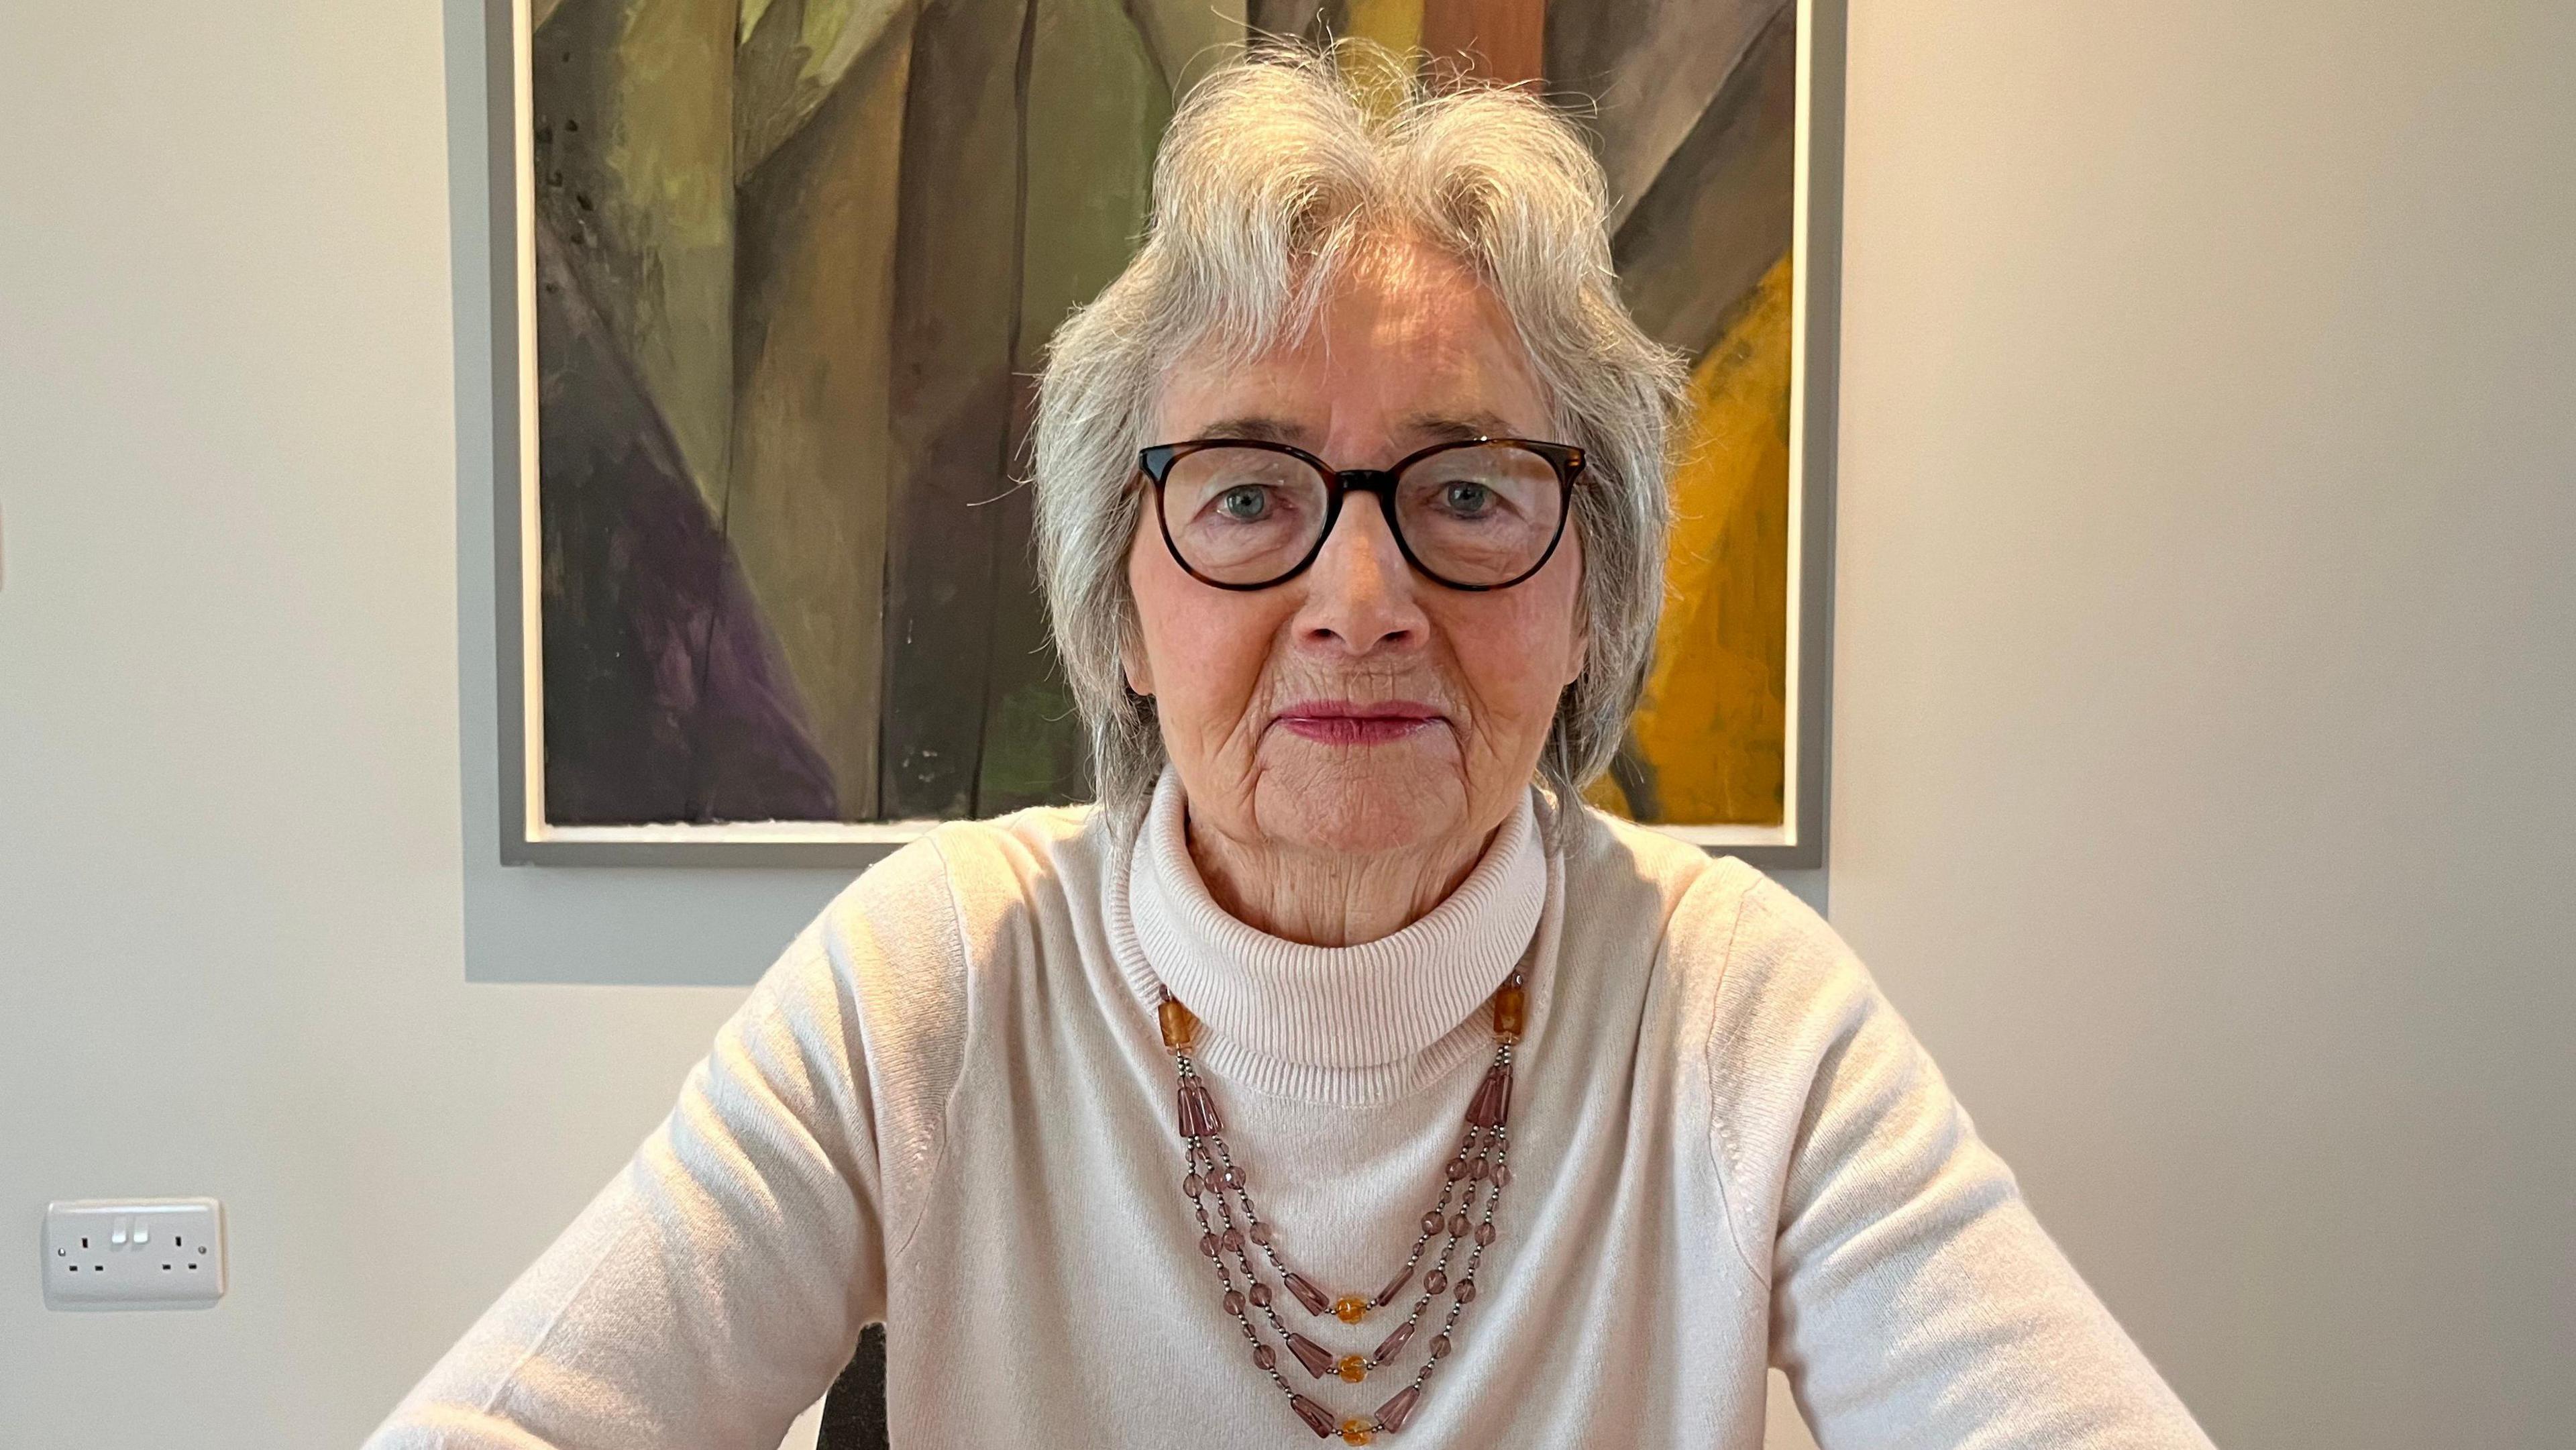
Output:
[1118, 766, 1547, 1096]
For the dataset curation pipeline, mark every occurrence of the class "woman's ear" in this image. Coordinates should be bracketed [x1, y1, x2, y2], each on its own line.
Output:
[1122, 640, 1156, 699]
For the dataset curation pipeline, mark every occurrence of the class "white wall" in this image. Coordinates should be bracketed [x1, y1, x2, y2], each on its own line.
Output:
[1827, 1, 2575, 1446]
[0, 1, 2567, 1448]
[0, 3, 757, 1445]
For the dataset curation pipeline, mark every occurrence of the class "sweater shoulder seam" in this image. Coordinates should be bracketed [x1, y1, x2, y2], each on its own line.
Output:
[1695, 863, 1774, 1289]
[883, 824, 979, 1270]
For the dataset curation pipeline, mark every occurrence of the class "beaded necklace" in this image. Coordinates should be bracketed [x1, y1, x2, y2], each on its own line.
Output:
[1158, 972, 1526, 1443]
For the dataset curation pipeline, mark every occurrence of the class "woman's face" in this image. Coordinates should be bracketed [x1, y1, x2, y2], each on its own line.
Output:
[1125, 238, 1589, 860]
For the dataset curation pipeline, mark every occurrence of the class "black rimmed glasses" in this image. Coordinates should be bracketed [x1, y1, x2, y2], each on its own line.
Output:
[1136, 436, 1587, 591]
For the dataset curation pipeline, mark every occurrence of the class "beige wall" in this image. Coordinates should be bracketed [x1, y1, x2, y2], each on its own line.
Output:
[0, 3, 755, 1444]
[0, 1, 2567, 1447]
[1823, 0, 2575, 1445]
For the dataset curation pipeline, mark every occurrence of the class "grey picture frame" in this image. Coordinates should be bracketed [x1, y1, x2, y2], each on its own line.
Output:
[480, 0, 1843, 873]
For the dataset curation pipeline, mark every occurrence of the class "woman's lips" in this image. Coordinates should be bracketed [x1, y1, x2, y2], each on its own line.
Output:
[1274, 701, 1443, 746]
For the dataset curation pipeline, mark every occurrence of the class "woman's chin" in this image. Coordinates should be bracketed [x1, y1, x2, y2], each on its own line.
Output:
[1254, 748, 1465, 855]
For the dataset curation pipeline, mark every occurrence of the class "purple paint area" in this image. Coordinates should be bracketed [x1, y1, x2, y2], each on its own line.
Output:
[534, 219, 837, 826]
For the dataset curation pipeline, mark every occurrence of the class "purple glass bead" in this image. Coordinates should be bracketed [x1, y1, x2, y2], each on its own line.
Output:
[1254, 1343, 1277, 1370]
[1424, 1270, 1447, 1294]
[1289, 1393, 1338, 1437]
[1420, 1210, 1444, 1236]
[1475, 1221, 1497, 1247]
[1224, 1290, 1245, 1315]
[1377, 1385, 1426, 1433]
[1449, 1212, 1470, 1238]
[1283, 1331, 1338, 1379]
[1493, 1164, 1512, 1188]
[1455, 1278, 1477, 1304]
[1249, 1221, 1273, 1246]
[1199, 1232, 1220, 1258]
[1281, 1271, 1331, 1316]
[1373, 1318, 1417, 1364]
[1221, 1165, 1246, 1190]
[1222, 1228, 1244, 1255]
[1177, 1081, 1223, 1138]
[1430, 1334, 1452, 1359]
[1249, 1282, 1273, 1308]
[1445, 1158, 1466, 1181]
[1183, 1172, 1203, 1198]
[1374, 1263, 1415, 1307]
[1470, 1157, 1489, 1180]
[1465, 1064, 1514, 1128]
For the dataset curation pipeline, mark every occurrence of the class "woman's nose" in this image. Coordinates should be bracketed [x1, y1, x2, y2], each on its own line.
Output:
[1295, 491, 1426, 654]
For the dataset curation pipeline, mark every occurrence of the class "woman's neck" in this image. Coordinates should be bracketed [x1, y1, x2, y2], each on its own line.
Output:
[1185, 816, 1495, 947]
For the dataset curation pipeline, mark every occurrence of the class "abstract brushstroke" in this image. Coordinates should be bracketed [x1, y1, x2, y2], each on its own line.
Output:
[532, 0, 737, 509]
[1605, 254, 1792, 824]
[535, 218, 837, 824]
[727, 9, 917, 819]
[876, 0, 1038, 818]
[1547, 0, 1787, 234]
[1422, 0, 1545, 84]
[735, 0, 908, 180]
[974, 0, 1174, 812]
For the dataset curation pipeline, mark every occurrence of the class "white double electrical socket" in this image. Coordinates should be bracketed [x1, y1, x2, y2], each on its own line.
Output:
[44, 1198, 227, 1310]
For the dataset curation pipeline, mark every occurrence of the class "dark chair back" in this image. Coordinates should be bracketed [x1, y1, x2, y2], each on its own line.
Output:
[816, 1324, 889, 1450]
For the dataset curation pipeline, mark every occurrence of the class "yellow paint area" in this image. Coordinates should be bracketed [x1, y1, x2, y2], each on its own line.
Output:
[1344, 0, 1425, 60]
[1588, 252, 1792, 825]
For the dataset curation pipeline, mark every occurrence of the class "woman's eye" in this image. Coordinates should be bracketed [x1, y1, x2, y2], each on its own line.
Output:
[1442, 482, 1495, 515]
[1216, 485, 1272, 521]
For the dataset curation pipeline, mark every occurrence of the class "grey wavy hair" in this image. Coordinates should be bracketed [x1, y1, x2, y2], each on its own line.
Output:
[1030, 42, 1688, 825]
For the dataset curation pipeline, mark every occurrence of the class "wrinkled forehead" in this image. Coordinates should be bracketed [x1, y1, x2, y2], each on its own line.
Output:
[1150, 236, 1558, 450]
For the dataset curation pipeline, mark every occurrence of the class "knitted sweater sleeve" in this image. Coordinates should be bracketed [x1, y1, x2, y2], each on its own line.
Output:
[1701, 873, 2216, 1450]
[360, 833, 969, 1450]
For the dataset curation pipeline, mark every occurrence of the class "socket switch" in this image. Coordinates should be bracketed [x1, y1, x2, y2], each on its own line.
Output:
[44, 1198, 227, 1310]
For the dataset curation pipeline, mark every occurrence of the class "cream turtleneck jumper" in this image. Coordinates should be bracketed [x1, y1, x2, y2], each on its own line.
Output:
[367, 773, 2212, 1449]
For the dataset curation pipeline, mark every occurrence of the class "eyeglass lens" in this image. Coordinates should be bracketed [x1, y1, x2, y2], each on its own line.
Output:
[1161, 443, 1565, 587]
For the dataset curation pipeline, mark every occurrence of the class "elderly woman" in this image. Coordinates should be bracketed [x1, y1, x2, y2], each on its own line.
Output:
[373, 49, 2212, 1450]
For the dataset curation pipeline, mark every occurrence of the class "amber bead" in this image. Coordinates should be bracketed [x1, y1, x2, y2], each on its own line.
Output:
[1340, 1418, 1375, 1445]
[1333, 1294, 1368, 1324]
[1159, 996, 1197, 1051]
[1492, 982, 1525, 1039]
[1336, 1353, 1367, 1382]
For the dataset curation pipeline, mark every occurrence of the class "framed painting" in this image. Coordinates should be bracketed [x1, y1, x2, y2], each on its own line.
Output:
[482, 0, 1843, 868]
